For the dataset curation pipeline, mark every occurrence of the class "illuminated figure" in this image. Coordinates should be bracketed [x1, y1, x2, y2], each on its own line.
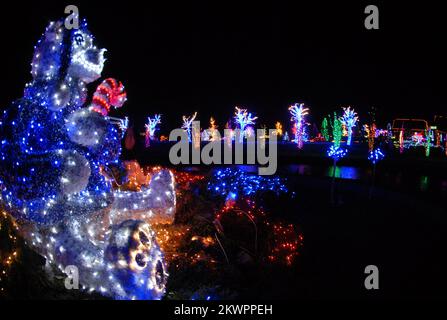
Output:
[0, 19, 174, 300]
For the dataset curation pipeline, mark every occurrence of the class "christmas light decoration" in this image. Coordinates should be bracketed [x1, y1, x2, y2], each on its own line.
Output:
[399, 128, 405, 154]
[207, 168, 288, 201]
[234, 107, 257, 143]
[412, 132, 424, 146]
[215, 198, 303, 266]
[267, 222, 304, 266]
[201, 117, 219, 142]
[0, 18, 175, 300]
[327, 145, 348, 161]
[0, 210, 20, 296]
[331, 112, 343, 148]
[368, 148, 385, 165]
[182, 112, 198, 142]
[340, 107, 358, 146]
[145, 114, 162, 147]
[364, 123, 376, 152]
[425, 130, 431, 157]
[274, 122, 283, 137]
[111, 116, 129, 138]
[321, 117, 330, 142]
[90, 78, 127, 116]
[208, 117, 219, 141]
[288, 103, 309, 149]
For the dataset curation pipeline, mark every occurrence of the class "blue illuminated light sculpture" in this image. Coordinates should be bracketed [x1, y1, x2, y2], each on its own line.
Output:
[327, 145, 348, 161]
[0, 18, 173, 300]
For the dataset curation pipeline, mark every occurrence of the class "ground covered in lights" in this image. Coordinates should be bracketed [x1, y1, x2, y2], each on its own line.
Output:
[1, 164, 447, 299]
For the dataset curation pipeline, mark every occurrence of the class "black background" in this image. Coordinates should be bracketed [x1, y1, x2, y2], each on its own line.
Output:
[1, 1, 445, 134]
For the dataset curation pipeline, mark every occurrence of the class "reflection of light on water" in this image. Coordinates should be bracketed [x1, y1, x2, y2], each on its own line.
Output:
[286, 164, 361, 180]
[327, 166, 360, 180]
[286, 164, 312, 175]
[420, 176, 429, 192]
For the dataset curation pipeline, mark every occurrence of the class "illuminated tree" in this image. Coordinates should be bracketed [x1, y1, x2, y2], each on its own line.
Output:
[208, 117, 219, 141]
[321, 117, 330, 141]
[365, 123, 376, 152]
[182, 112, 198, 142]
[340, 107, 358, 146]
[234, 107, 257, 143]
[288, 103, 309, 149]
[274, 122, 283, 137]
[145, 114, 161, 147]
[119, 116, 129, 137]
[331, 112, 343, 148]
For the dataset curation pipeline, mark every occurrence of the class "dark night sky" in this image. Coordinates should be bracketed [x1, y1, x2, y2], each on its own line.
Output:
[1, 1, 445, 134]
